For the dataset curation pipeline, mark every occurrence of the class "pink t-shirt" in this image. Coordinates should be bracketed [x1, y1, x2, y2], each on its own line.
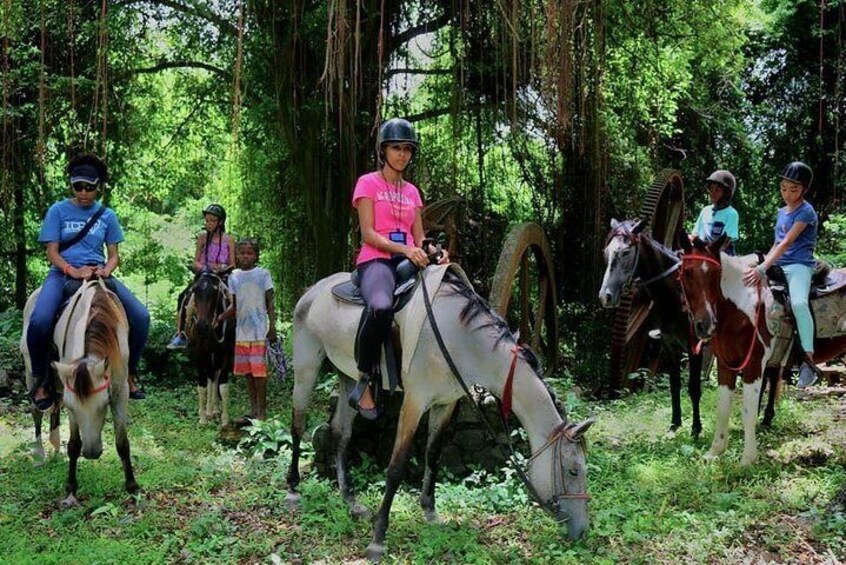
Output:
[352, 171, 424, 265]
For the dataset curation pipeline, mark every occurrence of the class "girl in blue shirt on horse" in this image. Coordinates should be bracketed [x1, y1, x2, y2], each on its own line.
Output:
[27, 154, 150, 411]
[743, 161, 820, 388]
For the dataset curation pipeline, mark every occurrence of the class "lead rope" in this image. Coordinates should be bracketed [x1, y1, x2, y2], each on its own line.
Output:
[420, 271, 585, 519]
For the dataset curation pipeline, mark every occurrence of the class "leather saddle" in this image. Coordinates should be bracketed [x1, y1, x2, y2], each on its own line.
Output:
[766, 260, 846, 299]
[331, 259, 420, 312]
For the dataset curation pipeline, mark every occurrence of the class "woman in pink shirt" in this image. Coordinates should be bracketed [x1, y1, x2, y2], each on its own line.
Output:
[349, 118, 446, 419]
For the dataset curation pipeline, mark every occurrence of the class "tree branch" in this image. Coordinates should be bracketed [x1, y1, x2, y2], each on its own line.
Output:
[389, 12, 452, 56]
[405, 103, 489, 123]
[385, 67, 452, 79]
[121, 60, 232, 81]
[114, 0, 237, 37]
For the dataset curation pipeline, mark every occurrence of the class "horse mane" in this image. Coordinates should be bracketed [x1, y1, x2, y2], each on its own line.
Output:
[84, 287, 124, 369]
[440, 269, 544, 375]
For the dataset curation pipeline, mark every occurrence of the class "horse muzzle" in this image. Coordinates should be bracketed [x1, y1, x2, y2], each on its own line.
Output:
[83, 444, 103, 460]
[693, 318, 715, 341]
[598, 289, 620, 309]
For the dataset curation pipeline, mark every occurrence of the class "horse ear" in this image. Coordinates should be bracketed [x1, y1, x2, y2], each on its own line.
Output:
[570, 417, 596, 439]
[632, 220, 646, 234]
[610, 218, 620, 230]
[52, 361, 74, 388]
[94, 358, 108, 376]
[680, 232, 693, 254]
[709, 233, 728, 256]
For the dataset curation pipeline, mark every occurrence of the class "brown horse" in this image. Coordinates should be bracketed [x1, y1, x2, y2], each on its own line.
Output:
[185, 270, 235, 426]
[678, 235, 846, 464]
[599, 219, 710, 437]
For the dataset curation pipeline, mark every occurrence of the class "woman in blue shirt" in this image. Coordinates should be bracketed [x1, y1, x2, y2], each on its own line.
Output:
[743, 161, 819, 388]
[27, 154, 150, 410]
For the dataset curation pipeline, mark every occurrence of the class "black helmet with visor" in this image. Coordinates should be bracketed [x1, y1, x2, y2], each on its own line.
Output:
[780, 161, 813, 190]
[377, 118, 419, 165]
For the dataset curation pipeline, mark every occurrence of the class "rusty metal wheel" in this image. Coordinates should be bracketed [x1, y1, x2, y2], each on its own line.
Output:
[607, 169, 685, 394]
[490, 222, 559, 372]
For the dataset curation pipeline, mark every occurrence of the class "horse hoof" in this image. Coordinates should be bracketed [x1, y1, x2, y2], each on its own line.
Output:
[61, 494, 79, 507]
[741, 452, 758, 466]
[32, 445, 45, 463]
[703, 450, 719, 461]
[285, 492, 300, 511]
[663, 427, 678, 439]
[350, 502, 372, 520]
[126, 481, 139, 494]
[364, 543, 386, 563]
[423, 508, 442, 524]
[199, 416, 209, 425]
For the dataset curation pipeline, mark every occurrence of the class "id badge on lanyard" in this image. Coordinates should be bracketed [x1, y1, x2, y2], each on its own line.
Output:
[389, 230, 407, 257]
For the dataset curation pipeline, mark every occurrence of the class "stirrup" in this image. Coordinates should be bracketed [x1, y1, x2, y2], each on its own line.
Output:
[348, 374, 378, 421]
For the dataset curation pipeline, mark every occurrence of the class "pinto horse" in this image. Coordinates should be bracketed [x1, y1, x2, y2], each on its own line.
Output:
[287, 265, 594, 562]
[185, 269, 235, 427]
[679, 236, 846, 464]
[21, 279, 137, 504]
[599, 219, 711, 437]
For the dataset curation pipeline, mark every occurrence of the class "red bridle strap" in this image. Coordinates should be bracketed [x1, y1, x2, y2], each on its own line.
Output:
[501, 345, 522, 420]
[65, 373, 111, 395]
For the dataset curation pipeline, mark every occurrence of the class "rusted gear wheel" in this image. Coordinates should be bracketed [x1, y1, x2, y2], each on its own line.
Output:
[490, 222, 559, 372]
[607, 169, 685, 394]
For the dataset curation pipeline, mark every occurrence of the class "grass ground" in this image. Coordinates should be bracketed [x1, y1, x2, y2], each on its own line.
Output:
[0, 373, 844, 564]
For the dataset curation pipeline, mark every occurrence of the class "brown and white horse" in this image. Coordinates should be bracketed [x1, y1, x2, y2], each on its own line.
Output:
[21, 279, 137, 504]
[680, 237, 846, 448]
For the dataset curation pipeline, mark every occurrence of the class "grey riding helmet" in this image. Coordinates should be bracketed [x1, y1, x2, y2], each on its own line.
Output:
[705, 170, 737, 202]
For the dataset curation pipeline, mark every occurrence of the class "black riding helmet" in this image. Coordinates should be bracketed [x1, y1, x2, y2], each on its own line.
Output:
[705, 170, 736, 204]
[377, 118, 419, 165]
[780, 161, 813, 190]
[203, 204, 227, 227]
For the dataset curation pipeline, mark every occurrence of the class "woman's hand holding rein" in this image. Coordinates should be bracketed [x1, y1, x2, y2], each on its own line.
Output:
[404, 245, 429, 268]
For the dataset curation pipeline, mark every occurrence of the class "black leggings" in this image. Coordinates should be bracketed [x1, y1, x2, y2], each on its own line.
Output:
[356, 258, 400, 374]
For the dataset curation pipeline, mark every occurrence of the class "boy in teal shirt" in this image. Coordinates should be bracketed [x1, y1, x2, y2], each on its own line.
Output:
[694, 170, 739, 255]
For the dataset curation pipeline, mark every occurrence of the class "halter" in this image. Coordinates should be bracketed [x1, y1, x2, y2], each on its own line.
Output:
[65, 373, 110, 395]
[678, 253, 764, 372]
[420, 274, 590, 521]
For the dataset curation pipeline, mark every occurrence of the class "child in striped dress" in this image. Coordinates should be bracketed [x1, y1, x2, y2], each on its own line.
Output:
[217, 238, 276, 424]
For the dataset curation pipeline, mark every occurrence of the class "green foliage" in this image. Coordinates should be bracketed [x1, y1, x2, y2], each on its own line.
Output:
[0, 309, 24, 375]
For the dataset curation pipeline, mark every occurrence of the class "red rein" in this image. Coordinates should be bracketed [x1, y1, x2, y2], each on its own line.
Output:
[679, 254, 763, 373]
[501, 345, 522, 420]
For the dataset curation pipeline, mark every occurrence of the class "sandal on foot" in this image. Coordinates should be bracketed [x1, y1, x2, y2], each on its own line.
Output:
[28, 376, 56, 413]
[129, 387, 146, 400]
[348, 375, 379, 421]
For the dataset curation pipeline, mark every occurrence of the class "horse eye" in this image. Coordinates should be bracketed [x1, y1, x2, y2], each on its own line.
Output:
[569, 468, 579, 477]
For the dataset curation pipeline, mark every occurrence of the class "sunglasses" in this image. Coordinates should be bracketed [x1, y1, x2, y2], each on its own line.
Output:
[72, 183, 98, 193]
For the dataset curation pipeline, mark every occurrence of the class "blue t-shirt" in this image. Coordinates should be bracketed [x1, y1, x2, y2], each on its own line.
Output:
[774, 200, 817, 267]
[694, 205, 739, 255]
[38, 199, 124, 270]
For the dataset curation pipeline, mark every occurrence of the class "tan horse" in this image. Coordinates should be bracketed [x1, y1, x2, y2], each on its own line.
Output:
[21, 279, 137, 505]
[286, 265, 594, 562]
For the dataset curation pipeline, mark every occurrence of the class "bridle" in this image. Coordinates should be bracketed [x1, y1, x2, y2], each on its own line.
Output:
[420, 272, 589, 523]
[677, 253, 764, 372]
[65, 373, 110, 395]
[605, 227, 682, 290]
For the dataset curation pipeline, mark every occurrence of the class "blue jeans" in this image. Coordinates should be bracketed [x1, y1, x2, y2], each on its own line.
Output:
[782, 263, 814, 353]
[26, 269, 151, 379]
